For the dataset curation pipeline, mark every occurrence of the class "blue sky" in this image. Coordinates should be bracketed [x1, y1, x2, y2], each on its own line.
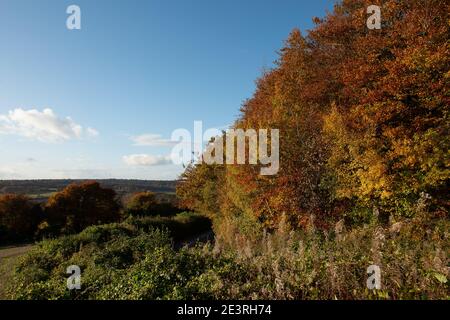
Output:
[0, 0, 335, 180]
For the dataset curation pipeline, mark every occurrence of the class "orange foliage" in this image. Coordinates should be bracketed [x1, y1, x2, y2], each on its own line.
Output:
[45, 181, 120, 234]
[177, 0, 449, 231]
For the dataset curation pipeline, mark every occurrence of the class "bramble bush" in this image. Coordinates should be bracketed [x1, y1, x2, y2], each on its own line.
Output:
[125, 212, 212, 242]
[124, 191, 184, 218]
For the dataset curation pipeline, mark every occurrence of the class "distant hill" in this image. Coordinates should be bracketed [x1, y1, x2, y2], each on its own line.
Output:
[0, 179, 177, 202]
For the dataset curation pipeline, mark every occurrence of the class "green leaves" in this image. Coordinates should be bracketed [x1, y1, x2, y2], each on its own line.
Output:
[432, 272, 447, 284]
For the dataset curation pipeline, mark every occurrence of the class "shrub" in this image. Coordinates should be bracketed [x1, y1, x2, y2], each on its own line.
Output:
[126, 212, 212, 242]
[125, 192, 183, 217]
[125, 192, 158, 217]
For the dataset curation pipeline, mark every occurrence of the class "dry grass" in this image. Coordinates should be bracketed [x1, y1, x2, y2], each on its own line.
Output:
[211, 214, 449, 300]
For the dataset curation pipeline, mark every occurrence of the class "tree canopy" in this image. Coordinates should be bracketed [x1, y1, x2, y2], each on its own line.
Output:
[177, 0, 449, 233]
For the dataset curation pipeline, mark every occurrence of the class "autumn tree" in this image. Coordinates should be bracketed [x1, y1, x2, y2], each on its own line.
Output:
[322, 0, 449, 218]
[0, 194, 41, 242]
[176, 161, 225, 217]
[45, 181, 121, 234]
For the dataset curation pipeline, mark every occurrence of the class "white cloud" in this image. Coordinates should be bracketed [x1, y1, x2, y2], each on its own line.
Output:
[87, 127, 99, 137]
[0, 108, 99, 143]
[123, 154, 172, 166]
[130, 134, 175, 147]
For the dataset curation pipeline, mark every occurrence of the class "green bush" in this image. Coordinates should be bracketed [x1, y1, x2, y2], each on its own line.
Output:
[126, 212, 212, 242]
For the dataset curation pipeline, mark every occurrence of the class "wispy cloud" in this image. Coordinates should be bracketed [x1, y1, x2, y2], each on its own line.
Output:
[0, 108, 99, 143]
[86, 127, 99, 138]
[130, 134, 176, 147]
[123, 154, 172, 166]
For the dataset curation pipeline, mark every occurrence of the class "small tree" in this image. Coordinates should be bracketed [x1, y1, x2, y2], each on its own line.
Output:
[45, 181, 121, 234]
[0, 194, 40, 242]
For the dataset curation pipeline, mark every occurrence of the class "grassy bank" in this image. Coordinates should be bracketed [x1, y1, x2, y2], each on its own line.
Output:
[6, 213, 448, 300]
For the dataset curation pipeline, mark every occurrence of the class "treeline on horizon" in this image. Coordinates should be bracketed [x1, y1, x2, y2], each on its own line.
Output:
[0, 179, 177, 198]
[176, 0, 449, 237]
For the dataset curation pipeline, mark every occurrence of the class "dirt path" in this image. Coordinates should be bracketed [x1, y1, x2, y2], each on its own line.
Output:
[0, 244, 34, 259]
[0, 244, 34, 299]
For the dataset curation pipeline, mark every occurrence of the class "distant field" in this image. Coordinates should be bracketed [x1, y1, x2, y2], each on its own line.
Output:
[27, 192, 57, 202]
[0, 244, 34, 299]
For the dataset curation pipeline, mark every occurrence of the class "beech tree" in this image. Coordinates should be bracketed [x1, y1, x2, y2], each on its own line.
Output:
[45, 181, 120, 234]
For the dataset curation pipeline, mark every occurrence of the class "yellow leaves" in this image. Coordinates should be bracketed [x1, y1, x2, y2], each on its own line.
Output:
[432, 272, 447, 284]
[323, 105, 346, 139]
[37, 220, 50, 232]
[445, 70, 450, 79]
[356, 152, 392, 200]
[388, 137, 416, 168]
